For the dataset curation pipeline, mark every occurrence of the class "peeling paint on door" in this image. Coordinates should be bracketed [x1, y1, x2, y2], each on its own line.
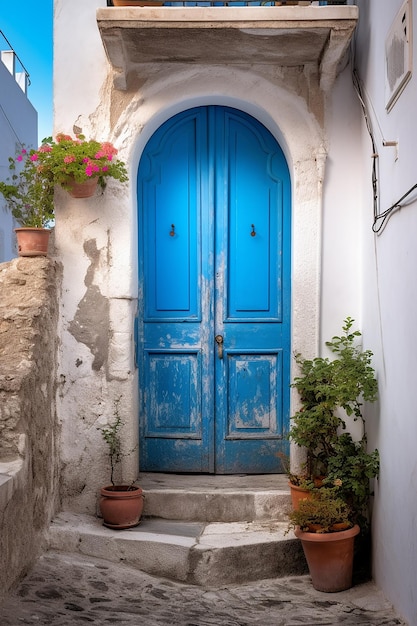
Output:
[138, 106, 291, 473]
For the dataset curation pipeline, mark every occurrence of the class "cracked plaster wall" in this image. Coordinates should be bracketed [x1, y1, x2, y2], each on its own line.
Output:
[54, 0, 362, 512]
[68, 239, 110, 372]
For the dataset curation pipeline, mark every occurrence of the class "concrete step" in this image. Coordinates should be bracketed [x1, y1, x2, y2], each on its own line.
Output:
[48, 511, 307, 586]
[138, 473, 292, 522]
[48, 474, 304, 586]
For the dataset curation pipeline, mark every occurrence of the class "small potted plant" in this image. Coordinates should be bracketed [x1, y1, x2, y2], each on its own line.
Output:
[288, 317, 379, 529]
[35, 133, 128, 198]
[0, 147, 55, 256]
[287, 488, 360, 592]
[98, 398, 143, 529]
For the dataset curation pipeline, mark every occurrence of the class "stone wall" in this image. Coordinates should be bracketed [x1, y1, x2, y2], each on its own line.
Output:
[0, 257, 61, 596]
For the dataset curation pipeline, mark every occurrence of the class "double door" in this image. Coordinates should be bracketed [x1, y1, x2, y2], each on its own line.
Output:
[138, 106, 291, 473]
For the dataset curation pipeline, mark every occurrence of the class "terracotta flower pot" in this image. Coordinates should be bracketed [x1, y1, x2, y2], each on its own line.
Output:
[295, 524, 360, 592]
[289, 482, 313, 510]
[100, 485, 144, 529]
[15, 227, 51, 257]
[65, 177, 99, 198]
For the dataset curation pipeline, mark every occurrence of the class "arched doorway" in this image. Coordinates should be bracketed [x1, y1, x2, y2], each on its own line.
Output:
[137, 106, 291, 473]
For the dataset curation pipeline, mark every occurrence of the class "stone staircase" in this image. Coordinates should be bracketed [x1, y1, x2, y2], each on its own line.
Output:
[48, 473, 307, 586]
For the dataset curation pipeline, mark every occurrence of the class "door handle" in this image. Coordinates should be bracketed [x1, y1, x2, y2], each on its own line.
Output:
[215, 335, 224, 359]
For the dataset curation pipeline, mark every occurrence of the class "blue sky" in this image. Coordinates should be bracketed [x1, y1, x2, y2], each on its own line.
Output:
[1, 0, 53, 144]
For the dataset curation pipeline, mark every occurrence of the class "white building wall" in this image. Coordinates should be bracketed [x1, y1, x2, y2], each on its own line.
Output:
[50, 0, 417, 618]
[321, 63, 363, 342]
[0, 53, 37, 262]
[53, 3, 417, 619]
[54, 0, 334, 512]
[355, 0, 417, 623]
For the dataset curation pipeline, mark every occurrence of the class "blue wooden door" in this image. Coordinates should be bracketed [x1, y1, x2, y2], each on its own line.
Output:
[138, 106, 291, 473]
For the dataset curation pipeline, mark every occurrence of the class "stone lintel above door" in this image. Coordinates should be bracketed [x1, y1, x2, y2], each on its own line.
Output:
[96, 6, 358, 91]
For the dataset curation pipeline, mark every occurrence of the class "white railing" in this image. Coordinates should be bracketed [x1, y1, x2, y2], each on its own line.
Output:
[0, 31, 30, 95]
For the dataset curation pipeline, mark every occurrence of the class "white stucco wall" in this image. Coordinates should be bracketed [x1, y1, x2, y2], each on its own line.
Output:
[321, 63, 363, 341]
[0, 56, 37, 262]
[53, 1, 385, 573]
[55, 0, 341, 513]
[52, 0, 417, 619]
[355, 0, 417, 623]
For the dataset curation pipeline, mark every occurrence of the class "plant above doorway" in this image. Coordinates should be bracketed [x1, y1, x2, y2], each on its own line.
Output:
[35, 133, 128, 196]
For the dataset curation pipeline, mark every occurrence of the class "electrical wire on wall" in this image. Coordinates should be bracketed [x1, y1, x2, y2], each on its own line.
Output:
[351, 67, 381, 231]
[350, 19, 417, 234]
[371, 183, 417, 234]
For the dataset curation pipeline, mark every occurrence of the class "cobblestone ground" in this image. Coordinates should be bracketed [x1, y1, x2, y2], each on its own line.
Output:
[0, 551, 407, 626]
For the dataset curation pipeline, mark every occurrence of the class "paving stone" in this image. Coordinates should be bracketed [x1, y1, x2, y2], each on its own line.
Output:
[0, 551, 407, 626]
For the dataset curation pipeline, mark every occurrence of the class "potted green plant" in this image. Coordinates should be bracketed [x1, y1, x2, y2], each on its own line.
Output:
[287, 488, 360, 592]
[98, 398, 143, 529]
[288, 317, 379, 529]
[35, 133, 128, 197]
[0, 147, 55, 256]
[287, 488, 353, 534]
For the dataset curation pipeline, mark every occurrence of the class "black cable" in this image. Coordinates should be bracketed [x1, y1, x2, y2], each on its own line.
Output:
[351, 68, 380, 230]
[372, 183, 417, 234]
[352, 66, 417, 234]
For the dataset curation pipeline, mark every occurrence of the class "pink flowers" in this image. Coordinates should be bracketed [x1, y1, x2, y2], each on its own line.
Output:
[28, 133, 128, 190]
[56, 133, 73, 143]
[95, 142, 118, 161]
[85, 162, 100, 177]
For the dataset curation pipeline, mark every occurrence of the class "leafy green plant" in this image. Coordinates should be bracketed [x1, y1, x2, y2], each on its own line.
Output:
[36, 133, 128, 191]
[98, 397, 129, 487]
[0, 147, 55, 227]
[289, 317, 379, 529]
[287, 488, 353, 534]
[324, 319, 378, 419]
[324, 434, 379, 528]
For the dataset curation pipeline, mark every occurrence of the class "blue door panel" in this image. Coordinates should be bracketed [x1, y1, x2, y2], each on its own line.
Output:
[138, 108, 211, 472]
[213, 108, 290, 472]
[138, 106, 291, 473]
[227, 352, 281, 435]
[143, 114, 201, 320]
[144, 350, 202, 437]
[142, 438, 209, 473]
[226, 112, 282, 320]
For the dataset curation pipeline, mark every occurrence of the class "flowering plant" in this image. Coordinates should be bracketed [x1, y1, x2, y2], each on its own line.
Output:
[35, 134, 128, 191]
[0, 134, 128, 227]
[0, 147, 54, 228]
[287, 489, 353, 534]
